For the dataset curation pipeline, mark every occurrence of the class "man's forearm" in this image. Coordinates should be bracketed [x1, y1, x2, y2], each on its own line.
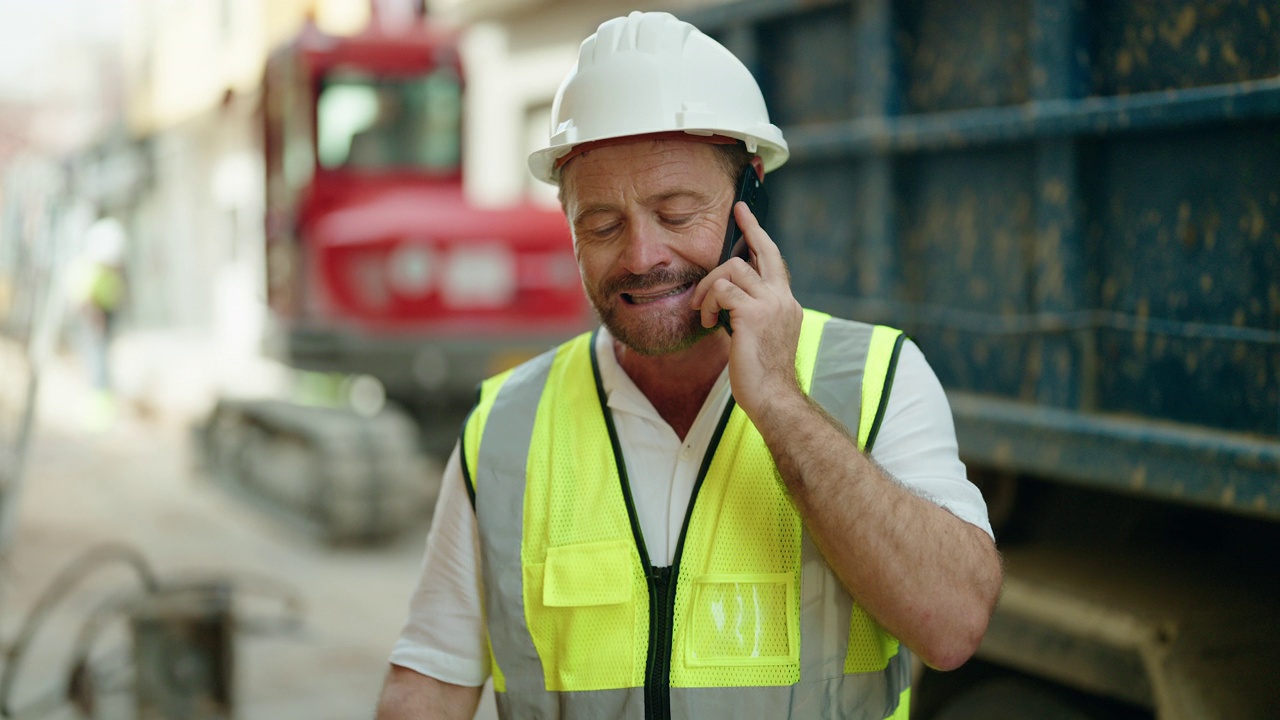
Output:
[752, 388, 1002, 671]
[375, 664, 482, 720]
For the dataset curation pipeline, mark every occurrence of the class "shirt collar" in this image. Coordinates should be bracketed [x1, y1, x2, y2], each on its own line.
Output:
[592, 326, 731, 423]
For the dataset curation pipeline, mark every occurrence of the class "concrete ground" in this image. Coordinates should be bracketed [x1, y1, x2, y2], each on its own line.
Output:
[1, 347, 498, 719]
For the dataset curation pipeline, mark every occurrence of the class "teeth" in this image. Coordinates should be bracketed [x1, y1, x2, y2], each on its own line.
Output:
[626, 285, 688, 304]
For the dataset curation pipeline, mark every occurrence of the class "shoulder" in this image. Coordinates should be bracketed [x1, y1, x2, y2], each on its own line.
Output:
[869, 342, 996, 539]
[475, 330, 595, 401]
[810, 313, 909, 381]
[881, 338, 947, 417]
[894, 338, 936, 378]
[809, 311, 902, 343]
[462, 329, 597, 469]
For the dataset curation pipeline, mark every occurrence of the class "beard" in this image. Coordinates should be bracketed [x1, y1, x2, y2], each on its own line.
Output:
[586, 266, 716, 356]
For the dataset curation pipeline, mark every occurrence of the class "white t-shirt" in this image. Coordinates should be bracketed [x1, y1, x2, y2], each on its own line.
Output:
[390, 329, 992, 686]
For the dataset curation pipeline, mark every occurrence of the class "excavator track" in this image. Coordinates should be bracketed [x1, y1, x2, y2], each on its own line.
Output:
[197, 399, 439, 545]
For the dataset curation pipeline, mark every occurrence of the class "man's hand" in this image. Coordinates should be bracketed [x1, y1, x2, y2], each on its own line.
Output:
[690, 201, 804, 420]
[693, 203, 1002, 670]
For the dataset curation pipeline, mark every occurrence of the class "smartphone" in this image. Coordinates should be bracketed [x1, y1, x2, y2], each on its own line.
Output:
[717, 165, 769, 334]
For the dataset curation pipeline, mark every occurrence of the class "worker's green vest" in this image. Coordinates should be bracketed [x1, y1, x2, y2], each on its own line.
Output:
[462, 309, 912, 719]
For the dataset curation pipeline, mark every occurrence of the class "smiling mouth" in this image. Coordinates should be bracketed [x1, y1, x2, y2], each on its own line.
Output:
[621, 283, 693, 305]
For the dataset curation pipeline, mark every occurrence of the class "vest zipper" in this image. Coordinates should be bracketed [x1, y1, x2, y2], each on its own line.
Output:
[588, 338, 738, 720]
[648, 400, 737, 719]
[645, 565, 673, 720]
[641, 401, 738, 720]
[590, 334, 676, 718]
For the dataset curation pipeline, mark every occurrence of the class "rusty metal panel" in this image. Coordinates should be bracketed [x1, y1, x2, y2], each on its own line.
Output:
[757, 4, 861, 126]
[1084, 123, 1280, 433]
[1092, 0, 1280, 95]
[898, 0, 1032, 112]
[687, 0, 1280, 519]
[897, 145, 1039, 395]
[772, 161, 864, 297]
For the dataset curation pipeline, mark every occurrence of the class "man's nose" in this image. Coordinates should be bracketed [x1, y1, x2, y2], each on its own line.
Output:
[617, 221, 672, 275]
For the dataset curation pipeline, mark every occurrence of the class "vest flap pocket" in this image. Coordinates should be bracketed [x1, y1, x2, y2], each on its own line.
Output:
[543, 540, 633, 607]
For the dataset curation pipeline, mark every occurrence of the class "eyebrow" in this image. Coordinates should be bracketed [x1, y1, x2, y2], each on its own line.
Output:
[645, 189, 713, 208]
[572, 204, 616, 226]
[572, 189, 713, 226]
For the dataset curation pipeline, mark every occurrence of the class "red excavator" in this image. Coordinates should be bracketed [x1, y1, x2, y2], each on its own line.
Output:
[202, 10, 588, 542]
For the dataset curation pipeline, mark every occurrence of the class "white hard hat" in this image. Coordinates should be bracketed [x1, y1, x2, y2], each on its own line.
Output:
[528, 11, 788, 185]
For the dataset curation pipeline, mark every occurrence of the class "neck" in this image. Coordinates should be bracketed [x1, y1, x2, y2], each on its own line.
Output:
[614, 332, 729, 441]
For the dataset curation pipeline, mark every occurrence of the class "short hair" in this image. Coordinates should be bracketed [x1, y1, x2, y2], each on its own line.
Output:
[710, 141, 755, 186]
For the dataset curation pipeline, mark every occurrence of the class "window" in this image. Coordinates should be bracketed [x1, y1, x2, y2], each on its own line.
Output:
[317, 69, 461, 172]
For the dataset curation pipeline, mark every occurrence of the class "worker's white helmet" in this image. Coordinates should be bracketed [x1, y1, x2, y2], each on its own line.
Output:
[528, 11, 788, 185]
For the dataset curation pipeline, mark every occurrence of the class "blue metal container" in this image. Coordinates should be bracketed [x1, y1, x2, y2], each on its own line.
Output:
[689, 0, 1280, 519]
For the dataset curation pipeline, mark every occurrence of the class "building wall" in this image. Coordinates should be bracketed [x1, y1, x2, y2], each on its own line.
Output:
[112, 0, 368, 332]
[442, 0, 729, 208]
[121, 0, 268, 136]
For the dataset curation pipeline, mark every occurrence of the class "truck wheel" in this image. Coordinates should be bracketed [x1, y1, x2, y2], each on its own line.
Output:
[930, 678, 1102, 720]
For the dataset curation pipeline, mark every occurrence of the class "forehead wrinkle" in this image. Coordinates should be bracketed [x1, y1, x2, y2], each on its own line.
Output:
[642, 188, 714, 209]
[563, 141, 727, 220]
[571, 202, 618, 226]
[572, 187, 714, 227]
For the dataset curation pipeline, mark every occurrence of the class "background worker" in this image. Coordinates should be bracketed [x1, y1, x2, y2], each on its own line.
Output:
[68, 215, 128, 428]
[376, 11, 1002, 720]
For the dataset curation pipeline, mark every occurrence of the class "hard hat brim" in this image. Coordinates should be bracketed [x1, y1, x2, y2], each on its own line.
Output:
[529, 128, 788, 185]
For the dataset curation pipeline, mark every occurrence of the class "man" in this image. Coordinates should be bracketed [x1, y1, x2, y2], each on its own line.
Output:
[376, 11, 1001, 720]
[70, 216, 128, 428]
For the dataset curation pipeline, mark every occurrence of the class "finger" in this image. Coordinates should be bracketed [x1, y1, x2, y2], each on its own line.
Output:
[691, 256, 759, 313]
[690, 264, 724, 310]
[700, 278, 750, 329]
[733, 202, 786, 283]
[695, 276, 725, 327]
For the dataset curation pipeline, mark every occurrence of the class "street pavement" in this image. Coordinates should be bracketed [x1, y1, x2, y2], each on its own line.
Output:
[1, 350, 498, 719]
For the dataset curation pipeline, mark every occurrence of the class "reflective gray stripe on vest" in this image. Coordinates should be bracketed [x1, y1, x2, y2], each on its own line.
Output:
[804, 318, 874, 685]
[476, 345, 642, 719]
[671, 660, 908, 719]
[475, 349, 557, 715]
[475, 320, 909, 719]
[809, 318, 909, 719]
[495, 687, 644, 720]
[810, 317, 873, 445]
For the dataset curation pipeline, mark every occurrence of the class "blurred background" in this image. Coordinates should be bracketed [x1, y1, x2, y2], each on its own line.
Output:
[0, 1, 723, 718]
[0, 0, 1277, 719]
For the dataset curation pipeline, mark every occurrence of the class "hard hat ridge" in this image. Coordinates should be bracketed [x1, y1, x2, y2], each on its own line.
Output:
[528, 11, 788, 185]
[589, 11, 695, 57]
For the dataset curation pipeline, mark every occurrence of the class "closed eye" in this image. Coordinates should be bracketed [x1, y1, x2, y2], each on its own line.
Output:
[584, 223, 621, 240]
[661, 215, 694, 227]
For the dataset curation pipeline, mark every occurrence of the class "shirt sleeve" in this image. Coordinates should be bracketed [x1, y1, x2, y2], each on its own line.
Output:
[389, 443, 491, 686]
[869, 339, 994, 540]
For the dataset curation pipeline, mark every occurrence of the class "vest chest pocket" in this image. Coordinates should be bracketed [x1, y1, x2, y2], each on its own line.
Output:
[685, 573, 799, 667]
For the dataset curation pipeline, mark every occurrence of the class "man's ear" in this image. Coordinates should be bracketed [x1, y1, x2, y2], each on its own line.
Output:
[751, 155, 765, 181]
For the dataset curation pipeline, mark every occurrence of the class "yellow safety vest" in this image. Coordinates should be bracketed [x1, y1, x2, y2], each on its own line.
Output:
[462, 309, 912, 719]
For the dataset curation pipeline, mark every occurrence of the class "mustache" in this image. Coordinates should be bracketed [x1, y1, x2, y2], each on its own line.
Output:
[600, 267, 707, 297]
